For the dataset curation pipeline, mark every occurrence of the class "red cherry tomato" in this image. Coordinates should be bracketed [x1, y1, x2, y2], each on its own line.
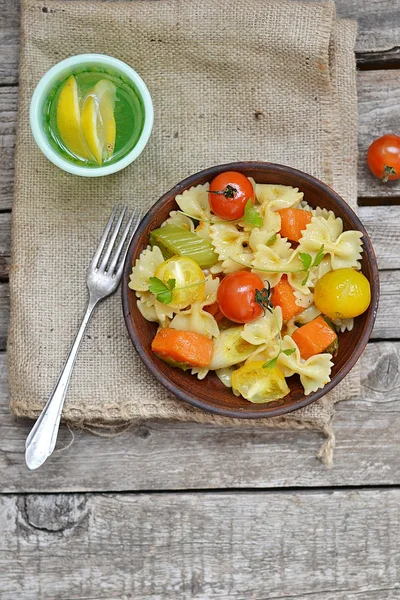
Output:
[217, 271, 264, 323]
[209, 171, 254, 220]
[367, 134, 400, 182]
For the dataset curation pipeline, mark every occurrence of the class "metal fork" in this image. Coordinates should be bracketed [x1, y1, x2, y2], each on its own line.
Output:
[25, 205, 141, 471]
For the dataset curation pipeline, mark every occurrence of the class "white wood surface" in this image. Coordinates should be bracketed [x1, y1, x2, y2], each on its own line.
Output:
[1, 490, 400, 599]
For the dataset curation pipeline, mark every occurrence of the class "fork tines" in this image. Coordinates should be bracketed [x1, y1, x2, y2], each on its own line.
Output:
[91, 205, 141, 279]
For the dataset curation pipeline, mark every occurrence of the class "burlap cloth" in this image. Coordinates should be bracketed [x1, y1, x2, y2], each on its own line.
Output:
[9, 0, 360, 465]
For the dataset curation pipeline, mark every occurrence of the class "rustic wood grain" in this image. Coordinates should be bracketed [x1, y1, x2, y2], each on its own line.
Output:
[1, 490, 399, 599]
[0, 86, 17, 210]
[0, 0, 20, 85]
[358, 70, 400, 199]
[1, 340, 400, 492]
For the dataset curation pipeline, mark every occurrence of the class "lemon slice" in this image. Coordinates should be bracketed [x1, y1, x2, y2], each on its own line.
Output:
[81, 79, 117, 165]
[56, 75, 93, 161]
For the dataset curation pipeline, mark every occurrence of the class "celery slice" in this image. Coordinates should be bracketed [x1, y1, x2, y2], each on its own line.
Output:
[209, 327, 257, 370]
[149, 225, 218, 268]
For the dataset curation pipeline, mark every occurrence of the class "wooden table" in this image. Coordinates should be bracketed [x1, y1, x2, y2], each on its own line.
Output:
[1, 1, 400, 598]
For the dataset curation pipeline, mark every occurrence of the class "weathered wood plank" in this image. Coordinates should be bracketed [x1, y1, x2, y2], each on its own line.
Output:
[0, 86, 17, 210]
[2, 340, 400, 492]
[359, 205, 400, 269]
[1, 490, 399, 599]
[358, 70, 400, 198]
[0, 213, 11, 276]
[0, 0, 20, 85]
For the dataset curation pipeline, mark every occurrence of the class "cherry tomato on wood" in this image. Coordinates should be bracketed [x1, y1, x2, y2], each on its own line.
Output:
[217, 271, 264, 323]
[209, 171, 254, 220]
[367, 134, 400, 182]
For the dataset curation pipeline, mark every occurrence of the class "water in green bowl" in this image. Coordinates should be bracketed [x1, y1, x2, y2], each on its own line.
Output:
[43, 68, 145, 168]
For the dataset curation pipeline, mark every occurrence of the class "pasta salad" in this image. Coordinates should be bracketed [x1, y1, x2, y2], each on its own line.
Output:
[129, 171, 371, 404]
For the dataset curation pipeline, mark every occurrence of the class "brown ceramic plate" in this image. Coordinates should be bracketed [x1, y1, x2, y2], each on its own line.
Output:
[122, 162, 379, 418]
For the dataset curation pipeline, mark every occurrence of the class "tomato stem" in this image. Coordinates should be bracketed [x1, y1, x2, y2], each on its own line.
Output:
[382, 165, 396, 183]
[209, 185, 238, 199]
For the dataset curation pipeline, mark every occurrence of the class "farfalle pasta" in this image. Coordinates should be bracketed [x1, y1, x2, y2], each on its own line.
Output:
[129, 171, 371, 405]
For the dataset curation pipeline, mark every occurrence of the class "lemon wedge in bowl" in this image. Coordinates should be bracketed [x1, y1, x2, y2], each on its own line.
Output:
[81, 79, 117, 165]
[56, 75, 93, 161]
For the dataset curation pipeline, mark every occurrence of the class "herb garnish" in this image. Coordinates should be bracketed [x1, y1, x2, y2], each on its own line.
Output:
[299, 244, 325, 285]
[148, 277, 176, 304]
[254, 284, 296, 369]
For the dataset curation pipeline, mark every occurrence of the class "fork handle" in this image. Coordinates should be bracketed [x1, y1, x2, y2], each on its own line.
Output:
[25, 297, 98, 470]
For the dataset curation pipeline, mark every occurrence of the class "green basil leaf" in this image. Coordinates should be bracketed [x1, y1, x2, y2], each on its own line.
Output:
[262, 356, 278, 370]
[266, 233, 277, 246]
[167, 278, 176, 291]
[244, 199, 263, 228]
[301, 273, 309, 286]
[299, 252, 312, 271]
[312, 244, 325, 267]
[149, 276, 176, 305]
[282, 348, 296, 356]
[149, 276, 169, 295]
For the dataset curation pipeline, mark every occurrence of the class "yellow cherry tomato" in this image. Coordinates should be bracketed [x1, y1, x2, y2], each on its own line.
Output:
[155, 256, 205, 310]
[231, 361, 289, 403]
[314, 268, 371, 320]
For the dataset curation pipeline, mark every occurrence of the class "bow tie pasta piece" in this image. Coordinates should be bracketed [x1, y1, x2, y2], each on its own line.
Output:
[255, 184, 304, 210]
[331, 317, 354, 333]
[136, 290, 175, 326]
[277, 336, 333, 395]
[292, 304, 321, 325]
[209, 326, 258, 370]
[194, 220, 211, 240]
[241, 306, 283, 363]
[291, 255, 332, 295]
[169, 275, 220, 339]
[241, 306, 283, 346]
[210, 222, 253, 273]
[251, 237, 302, 287]
[313, 206, 339, 223]
[191, 366, 209, 380]
[175, 183, 212, 222]
[248, 202, 281, 251]
[299, 216, 363, 270]
[210, 222, 250, 259]
[129, 245, 165, 292]
[170, 303, 220, 339]
[293, 288, 314, 309]
[163, 210, 195, 233]
[245, 341, 281, 365]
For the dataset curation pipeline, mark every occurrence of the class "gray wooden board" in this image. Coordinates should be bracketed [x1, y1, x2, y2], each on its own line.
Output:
[1, 490, 400, 599]
[358, 70, 400, 198]
[1, 340, 400, 492]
